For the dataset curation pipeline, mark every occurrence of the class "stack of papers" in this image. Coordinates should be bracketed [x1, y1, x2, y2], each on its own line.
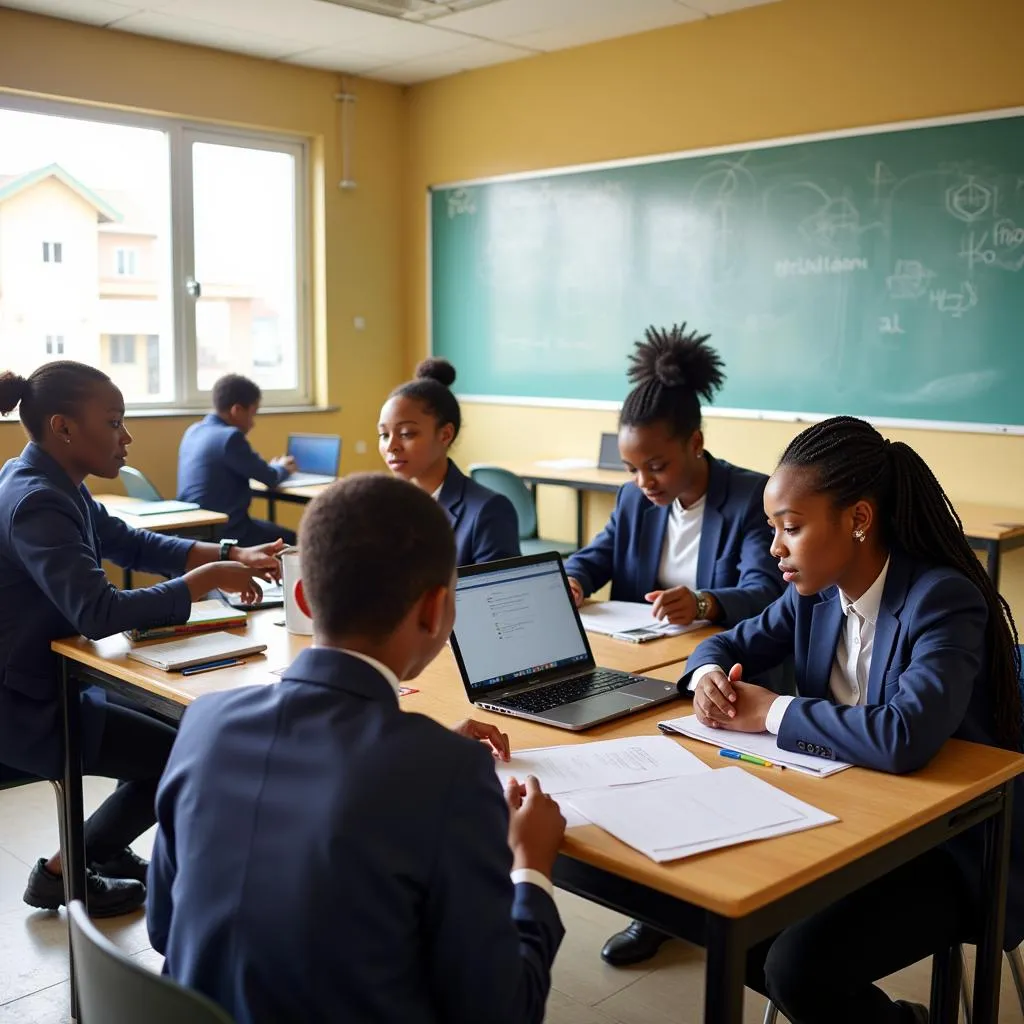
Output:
[127, 631, 267, 671]
[125, 599, 247, 642]
[659, 715, 852, 777]
[566, 768, 837, 862]
[578, 600, 707, 638]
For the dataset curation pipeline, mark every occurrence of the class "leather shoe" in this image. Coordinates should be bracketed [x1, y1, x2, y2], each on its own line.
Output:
[90, 847, 149, 884]
[895, 1001, 929, 1024]
[23, 858, 145, 918]
[600, 920, 670, 966]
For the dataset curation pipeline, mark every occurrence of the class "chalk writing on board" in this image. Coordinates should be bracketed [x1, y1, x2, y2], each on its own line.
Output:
[775, 256, 868, 277]
[929, 282, 978, 317]
[447, 188, 476, 218]
[880, 314, 906, 334]
[869, 161, 898, 202]
[946, 176, 994, 222]
[961, 230, 1024, 273]
[886, 259, 935, 299]
[994, 219, 1024, 247]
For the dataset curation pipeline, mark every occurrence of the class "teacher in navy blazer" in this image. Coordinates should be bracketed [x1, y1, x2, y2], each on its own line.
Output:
[0, 361, 279, 917]
[687, 416, 1024, 1024]
[569, 325, 785, 967]
[378, 358, 520, 566]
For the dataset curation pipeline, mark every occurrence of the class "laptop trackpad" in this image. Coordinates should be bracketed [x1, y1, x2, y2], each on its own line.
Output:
[542, 692, 645, 728]
[620, 678, 681, 702]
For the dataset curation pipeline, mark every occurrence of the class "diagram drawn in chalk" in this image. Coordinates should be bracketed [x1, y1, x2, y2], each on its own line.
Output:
[945, 176, 994, 223]
[929, 281, 978, 318]
[886, 260, 935, 299]
[446, 188, 477, 219]
[869, 161, 898, 202]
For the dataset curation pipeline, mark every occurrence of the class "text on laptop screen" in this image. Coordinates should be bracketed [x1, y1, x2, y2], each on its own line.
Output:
[454, 562, 589, 691]
[287, 435, 340, 475]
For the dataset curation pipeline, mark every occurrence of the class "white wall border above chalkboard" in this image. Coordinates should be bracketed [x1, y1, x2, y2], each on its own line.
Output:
[427, 104, 1024, 435]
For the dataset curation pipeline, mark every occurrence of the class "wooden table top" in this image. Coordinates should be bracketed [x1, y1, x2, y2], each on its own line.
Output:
[92, 494, 228, 532]
[249, 479, 332, 498]
[52, 610, 1024, 920]
[955, 502, 1024, 542]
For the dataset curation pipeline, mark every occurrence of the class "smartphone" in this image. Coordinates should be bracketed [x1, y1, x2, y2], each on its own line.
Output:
[610, 626, 666, 644]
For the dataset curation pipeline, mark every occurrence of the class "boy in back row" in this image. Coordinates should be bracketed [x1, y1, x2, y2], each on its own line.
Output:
[146, 473, 566, 1024]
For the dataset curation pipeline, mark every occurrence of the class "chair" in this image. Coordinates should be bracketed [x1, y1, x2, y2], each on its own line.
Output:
[68, 900, 235, 1024]
[119, 466, 163, 502]
[0, 764, 67, 886]
[469, 465, 577, 557]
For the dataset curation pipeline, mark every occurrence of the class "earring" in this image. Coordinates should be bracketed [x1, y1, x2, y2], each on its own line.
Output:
[64, 436, 71, 445]
[853, 528, 865, 542]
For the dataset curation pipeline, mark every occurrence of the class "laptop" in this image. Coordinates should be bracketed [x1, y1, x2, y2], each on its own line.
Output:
[449, 553, 680, 731]
[285, 433, 341, 487]
[597, 432, 625, 471]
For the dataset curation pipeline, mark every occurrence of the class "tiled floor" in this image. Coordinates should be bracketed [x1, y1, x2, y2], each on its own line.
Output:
[1, 779, 1021, 1023]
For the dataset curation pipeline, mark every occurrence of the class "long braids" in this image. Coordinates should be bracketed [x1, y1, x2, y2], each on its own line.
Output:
[781, 416, 1022, 750]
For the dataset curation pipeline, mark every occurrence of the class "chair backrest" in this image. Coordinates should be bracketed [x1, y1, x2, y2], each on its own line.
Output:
[469, 466, 538, 540]
[119, 466, 163, 502]
[68, 901, 235, 1024]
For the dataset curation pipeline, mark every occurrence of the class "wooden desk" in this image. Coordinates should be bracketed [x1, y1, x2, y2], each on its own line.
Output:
[91, 495, 229, 589]
[249, 479, 331, 523]
[52, 611, 1023, 1022]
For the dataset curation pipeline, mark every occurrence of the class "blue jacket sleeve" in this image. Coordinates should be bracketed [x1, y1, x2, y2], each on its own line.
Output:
[425, 742, 564, 1024]
[11, 491, 191, 641]
[777, 575, 985, 774]
[471, 494, 522, 564]
[707, 491, 784, 627]
[92, 499, 194, 575]
[562, 489, 623, 596]
[223, 431, 289, 489]
[147, 746, 181, 955]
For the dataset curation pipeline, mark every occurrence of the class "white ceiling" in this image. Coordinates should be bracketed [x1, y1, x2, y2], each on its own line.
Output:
[0, 0, 779, 84]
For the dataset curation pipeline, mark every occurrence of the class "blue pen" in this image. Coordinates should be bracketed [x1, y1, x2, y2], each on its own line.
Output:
[181, 657, 244, 676]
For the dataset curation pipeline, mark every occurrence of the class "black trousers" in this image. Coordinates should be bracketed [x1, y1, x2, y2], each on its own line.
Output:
[743, 847, 970, 1024]
[80, 697, 177, 864]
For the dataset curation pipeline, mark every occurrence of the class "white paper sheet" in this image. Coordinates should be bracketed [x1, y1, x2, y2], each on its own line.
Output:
[578, 600, 707, 638]
[659, 715, 852, 777]
[566, 767, 838, 862]
[493, 736, 709, 796]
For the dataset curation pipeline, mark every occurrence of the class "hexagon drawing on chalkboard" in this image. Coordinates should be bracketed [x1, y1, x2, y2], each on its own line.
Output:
[945, 176, 993, 223]
[799, 196, 862, 247]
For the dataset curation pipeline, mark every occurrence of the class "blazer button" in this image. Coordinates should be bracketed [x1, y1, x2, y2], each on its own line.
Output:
[797, 741, 806, 751]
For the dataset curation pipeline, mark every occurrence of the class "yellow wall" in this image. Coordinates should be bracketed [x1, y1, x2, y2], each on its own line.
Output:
[0, 6, 405, 536]
[404, 0, 1024, 615]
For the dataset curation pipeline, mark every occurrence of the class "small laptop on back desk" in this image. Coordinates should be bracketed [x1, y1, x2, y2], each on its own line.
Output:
[449, 553, 680, 731]
[597, 432, 625, 471]
[284, 433, 341, 487]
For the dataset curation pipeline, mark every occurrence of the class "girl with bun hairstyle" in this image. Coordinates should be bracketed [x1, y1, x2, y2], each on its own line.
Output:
[565, 325, 785, 967]
[378, 358, 520, 565]
[0, 361, 281, 917]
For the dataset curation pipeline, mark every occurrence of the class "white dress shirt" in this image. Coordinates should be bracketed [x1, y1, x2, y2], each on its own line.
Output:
[657, 494, 706, 591]
[331, 648, 555, 898]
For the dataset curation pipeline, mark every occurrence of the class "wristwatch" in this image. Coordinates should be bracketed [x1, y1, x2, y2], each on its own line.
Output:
[694, 591, 712, 621]
[219, 538, 238, 562]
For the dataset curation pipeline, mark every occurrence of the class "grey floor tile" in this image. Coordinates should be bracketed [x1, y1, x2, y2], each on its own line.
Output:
[0, 982, 70, 1024]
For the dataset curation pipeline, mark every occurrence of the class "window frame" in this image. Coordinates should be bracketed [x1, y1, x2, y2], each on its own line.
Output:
[1, 94, 313, 411]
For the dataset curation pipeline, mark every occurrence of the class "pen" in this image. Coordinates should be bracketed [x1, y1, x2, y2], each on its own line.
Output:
[718, 748, 783, 769]
[181, 658, 244, 676]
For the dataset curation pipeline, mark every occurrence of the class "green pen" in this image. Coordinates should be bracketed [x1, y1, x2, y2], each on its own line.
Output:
[718, 748, 784, 769]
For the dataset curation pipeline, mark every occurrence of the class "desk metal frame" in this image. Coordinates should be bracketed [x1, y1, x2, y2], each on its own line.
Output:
[57, 658, 1014, 1024]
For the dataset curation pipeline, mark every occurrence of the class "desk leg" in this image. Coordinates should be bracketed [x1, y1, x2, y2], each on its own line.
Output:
[575, 491, 585, 550]
[973, 783, 1013, 1024]
[985, 542, 1001, 590]
[122, 568, 133, 590]
[266, 493, 277, 524]
[705, 914, 745, 1024]
[60, 658, 86, 1022]
[929, 944, 962, 1024]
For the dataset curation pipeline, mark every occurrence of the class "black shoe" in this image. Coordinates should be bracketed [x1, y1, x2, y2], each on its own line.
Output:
[90, 847, 149, 884]
[600, 920, 671, 966]
[895, 1001, 929, 1024]
[23, 858, 146, 918]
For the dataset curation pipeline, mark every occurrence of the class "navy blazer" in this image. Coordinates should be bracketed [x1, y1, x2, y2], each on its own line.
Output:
[439, 460, 520, 566]
[147, 648, 564, 1024]
[685, 547, 1024, 947]
[0, 444, 193, 778]
[177, 413, 289, 534]
[563, 454, 782, 627]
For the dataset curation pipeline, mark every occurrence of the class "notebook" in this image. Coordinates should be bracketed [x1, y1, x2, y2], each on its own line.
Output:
[105, 499, 200, 517]
[125, 599, 247, 642]
[127, 631, 267, 672]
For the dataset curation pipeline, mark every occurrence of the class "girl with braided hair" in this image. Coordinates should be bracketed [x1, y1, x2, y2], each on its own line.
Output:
[574, 325, 786, 967]
[687, 414, 1024, 1024]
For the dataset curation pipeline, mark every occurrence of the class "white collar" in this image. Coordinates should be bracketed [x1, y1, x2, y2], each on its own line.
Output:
[838, 557, 890, 625]
[335, 648, 402, 697]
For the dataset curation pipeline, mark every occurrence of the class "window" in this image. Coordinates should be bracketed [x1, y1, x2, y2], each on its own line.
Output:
[115, 248, 138, 277]
[0, 99, 309, 408]
[109, 334, 137, 364]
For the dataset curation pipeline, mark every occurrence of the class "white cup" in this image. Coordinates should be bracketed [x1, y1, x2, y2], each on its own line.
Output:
[280, 547, 313, 636]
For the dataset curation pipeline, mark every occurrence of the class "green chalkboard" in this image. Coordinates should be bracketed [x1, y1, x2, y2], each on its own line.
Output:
[430, 111, 1024, 431]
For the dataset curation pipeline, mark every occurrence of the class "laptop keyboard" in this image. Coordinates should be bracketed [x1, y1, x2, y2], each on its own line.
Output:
[494, 669, 635, 714]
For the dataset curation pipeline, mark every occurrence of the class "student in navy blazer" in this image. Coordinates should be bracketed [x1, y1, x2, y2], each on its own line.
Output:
[177, 374, 298, 547]
[571, 326, 785, 968]
[0, 361, 280, 917]
[687, 417, 1024, 1024]
[148, 474, 565, 1024]
[379, 358, 519, 565]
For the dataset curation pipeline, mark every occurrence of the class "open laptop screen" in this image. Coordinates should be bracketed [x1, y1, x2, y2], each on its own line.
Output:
[286, 434, 341, 475]
[452, 556, 590, 693]
[598, 432, 623, 471]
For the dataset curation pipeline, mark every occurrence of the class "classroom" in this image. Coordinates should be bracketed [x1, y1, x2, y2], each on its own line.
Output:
[2, 0, 1024, 1022]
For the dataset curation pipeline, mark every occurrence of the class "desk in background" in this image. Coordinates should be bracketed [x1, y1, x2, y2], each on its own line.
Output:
[53, 612, 1023, 1023]
[91, 495, 228, 589]
[250, 478, 330, 523]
